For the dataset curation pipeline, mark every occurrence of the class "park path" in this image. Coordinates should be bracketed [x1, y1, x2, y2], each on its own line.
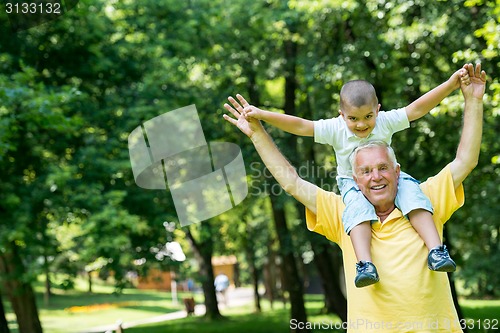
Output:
[78, 287, 254, 333]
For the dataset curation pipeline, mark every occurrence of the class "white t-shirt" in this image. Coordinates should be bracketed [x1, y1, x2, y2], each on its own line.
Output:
[314, 108, 409, 178]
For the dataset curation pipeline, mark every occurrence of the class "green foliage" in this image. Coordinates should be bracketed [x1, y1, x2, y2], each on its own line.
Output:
[1, 0, 499, 318]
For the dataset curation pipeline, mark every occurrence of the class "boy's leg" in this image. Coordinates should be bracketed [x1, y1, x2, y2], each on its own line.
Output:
[349, 222, 373, 262]
[407, 209, 441, 250]
[397, 173, 456, 272]
[349, 222, 379, 287]
[339, 177, 379, 287]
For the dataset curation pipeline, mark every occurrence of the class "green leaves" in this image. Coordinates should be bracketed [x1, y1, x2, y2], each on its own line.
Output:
[1, 0, 499, 302]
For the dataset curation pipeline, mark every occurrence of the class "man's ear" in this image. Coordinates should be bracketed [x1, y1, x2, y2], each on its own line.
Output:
[352, 173, 358, 183]
[395, 163, 401, 176]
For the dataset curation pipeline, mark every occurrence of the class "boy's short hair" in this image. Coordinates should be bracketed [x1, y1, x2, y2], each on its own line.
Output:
[340, 80, 378, 111]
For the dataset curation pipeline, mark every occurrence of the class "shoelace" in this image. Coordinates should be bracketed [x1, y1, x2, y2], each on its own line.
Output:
[356, 261, 373, 272]
[431, 246, 448, 259]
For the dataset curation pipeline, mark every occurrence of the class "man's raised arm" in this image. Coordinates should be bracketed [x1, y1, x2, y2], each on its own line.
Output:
[449, 63, 487, 189]
[223, 96, 319, 214]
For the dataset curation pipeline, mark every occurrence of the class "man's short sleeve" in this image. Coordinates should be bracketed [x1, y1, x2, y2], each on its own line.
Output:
[305, 188, 345, 246]
[420, 165, 465, 226]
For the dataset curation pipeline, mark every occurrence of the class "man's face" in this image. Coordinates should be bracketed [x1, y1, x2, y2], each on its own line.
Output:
[340, 104, 379, 138]
[353, 146, 400, 211]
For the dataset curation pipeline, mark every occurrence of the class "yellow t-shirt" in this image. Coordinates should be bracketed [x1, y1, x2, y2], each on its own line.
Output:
[306, 165, 465, 332]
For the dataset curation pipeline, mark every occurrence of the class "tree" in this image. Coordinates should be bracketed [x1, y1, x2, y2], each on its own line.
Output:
[0, 1, 498, 331]
[0, 292, 10, 333]
[185, 223, 222, 319]
[0, 244, 42, 333]
[0, 63, 83, 332]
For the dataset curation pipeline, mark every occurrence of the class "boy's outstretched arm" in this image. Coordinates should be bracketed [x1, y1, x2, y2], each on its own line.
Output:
[227, 94, 314, 137]
[405, 65, 470, 122]
[449, 63, 486, 189]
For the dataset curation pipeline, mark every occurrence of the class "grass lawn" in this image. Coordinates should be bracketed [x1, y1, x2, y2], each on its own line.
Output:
[126, 305, 299, 333]
[461, 299, 500, 332]
[126, 295, 345, 333]
[4, 278, 499, 333]
[5, 277, 193, 333]
[36, 289, 187, 333]
[122, 296, 500, 333]
[125, 297, 500, 333]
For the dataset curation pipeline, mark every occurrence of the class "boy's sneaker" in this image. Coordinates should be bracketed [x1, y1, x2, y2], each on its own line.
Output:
[355, 261, 379, 288]
[428, 245, 456, 272]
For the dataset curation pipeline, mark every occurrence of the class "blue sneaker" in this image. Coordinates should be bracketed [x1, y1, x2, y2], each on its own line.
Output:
[355, 261, 379, 288]
[428, 245, 456, 272]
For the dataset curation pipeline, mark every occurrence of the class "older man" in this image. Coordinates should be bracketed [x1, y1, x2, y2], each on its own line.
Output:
[223, 63, 486, 332]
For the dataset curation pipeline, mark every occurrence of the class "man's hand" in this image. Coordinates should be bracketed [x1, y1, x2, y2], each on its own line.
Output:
[223, 95, 264, 138]
[230, 94, 266, 120]
[223, 94, 319, 214]
[405, 64, 473, 122]
[461, 63, 487, 100]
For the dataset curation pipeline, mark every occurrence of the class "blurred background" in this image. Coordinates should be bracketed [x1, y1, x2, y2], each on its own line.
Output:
[0, 0, 499, 332]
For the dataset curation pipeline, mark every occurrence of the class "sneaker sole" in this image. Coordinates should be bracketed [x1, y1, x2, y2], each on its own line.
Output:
[355, 278, 379, 288]
[428, 263, 456, 272]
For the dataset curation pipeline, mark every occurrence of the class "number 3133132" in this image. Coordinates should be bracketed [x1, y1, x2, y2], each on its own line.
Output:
[5, 2, 62, 15]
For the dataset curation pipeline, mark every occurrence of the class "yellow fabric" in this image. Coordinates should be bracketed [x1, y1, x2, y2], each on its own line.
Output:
[306, 165, 465, 332]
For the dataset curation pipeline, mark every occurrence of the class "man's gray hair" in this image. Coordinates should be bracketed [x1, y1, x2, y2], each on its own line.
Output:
[349, 140, 399, 174]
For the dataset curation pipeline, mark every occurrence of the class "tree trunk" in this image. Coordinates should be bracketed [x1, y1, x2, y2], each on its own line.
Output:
[185, 224, 222, 319]
[443, 228, 468, 333]
[310, 238, 347, 321]
[292, 93, 348, 321]
[277, 26, 310, 332]
[269, 194, 309, 332]
[87, 271, 93, 294]
[251, 266, 262, 312]
[263, 245, 278, 309]
[0, 292, 11, 333]
[281, 27, 348, 327]
[42, 248, 52, 306]
[233, 263, 241, 288]
[0, 242, 43, 333]
[243, 221, 261, 312]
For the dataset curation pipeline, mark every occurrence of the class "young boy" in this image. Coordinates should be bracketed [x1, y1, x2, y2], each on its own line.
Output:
[225, 66, 471, 288]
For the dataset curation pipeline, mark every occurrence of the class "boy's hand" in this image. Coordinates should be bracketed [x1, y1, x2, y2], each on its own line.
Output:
[449, 66, 470, 90]
[223, 95, 264, 138]
[231, 94, 265, 120]
[460, 63, 486, 100]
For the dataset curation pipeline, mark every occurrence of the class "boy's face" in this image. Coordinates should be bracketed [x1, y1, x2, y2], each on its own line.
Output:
[340, 104, 380, 138]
